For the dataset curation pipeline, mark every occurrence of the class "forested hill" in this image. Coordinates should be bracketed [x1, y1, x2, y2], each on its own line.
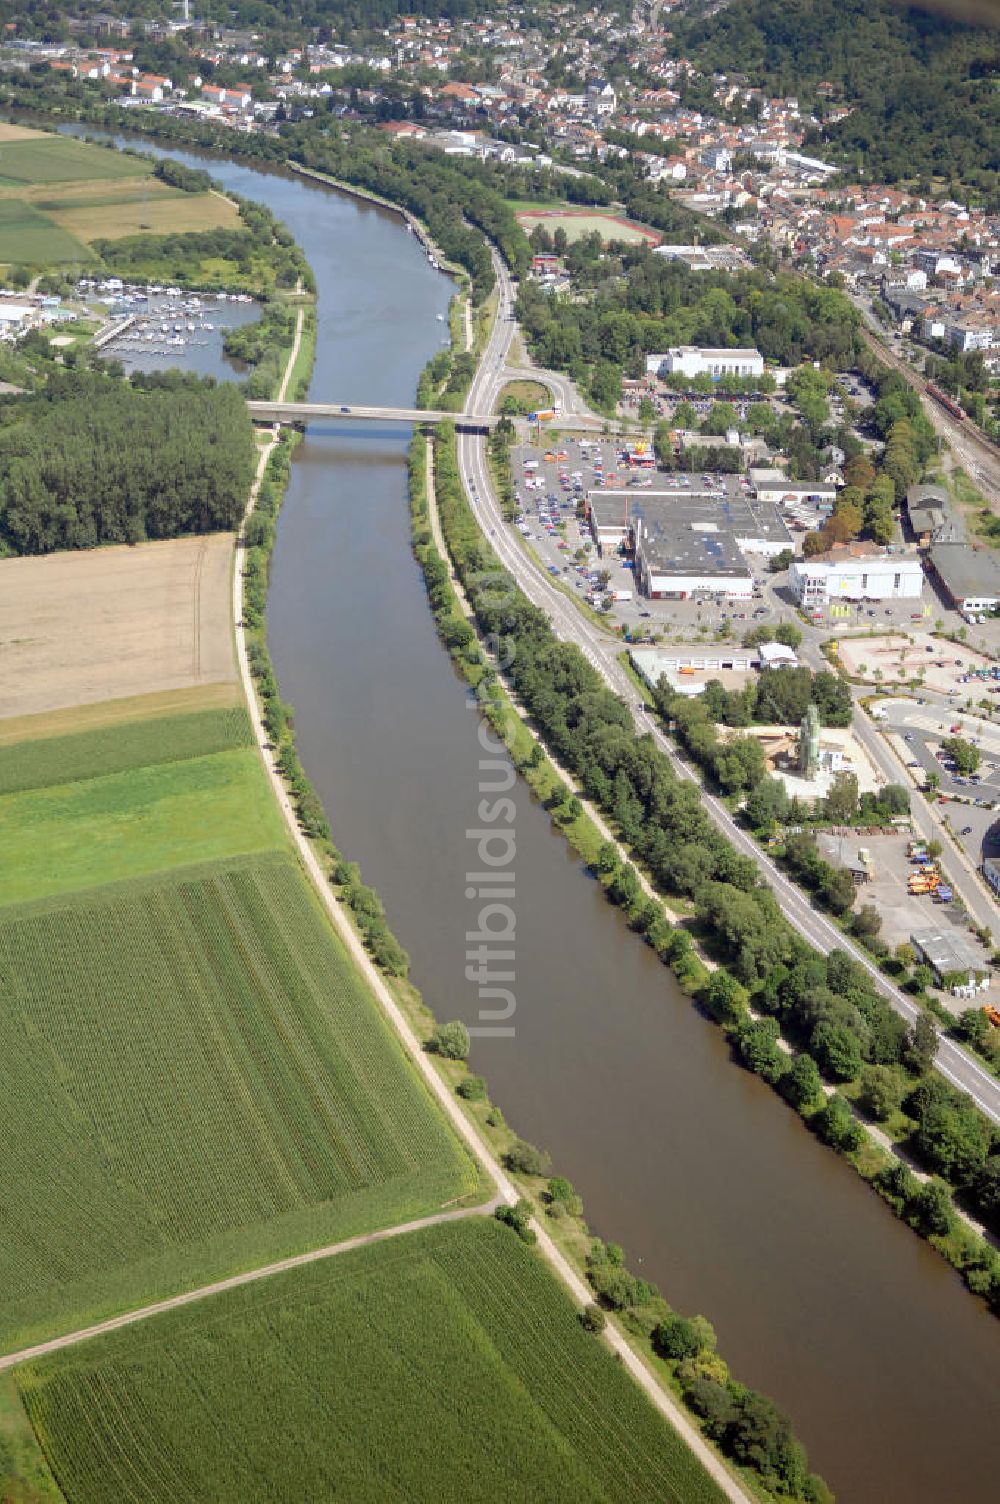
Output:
[0, 372, 254, 555]
[670, 0, 1000, 200]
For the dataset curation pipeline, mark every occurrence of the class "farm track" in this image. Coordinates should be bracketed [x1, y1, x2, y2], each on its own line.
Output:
[0, 1205, 500, 1376]
[0, 306, 751, 1504]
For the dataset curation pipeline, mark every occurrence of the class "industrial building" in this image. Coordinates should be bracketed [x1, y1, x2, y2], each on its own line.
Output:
[749, 469, 839, 507]
[926, 542, 1000, 615]
[587, 487, 793, 599]
[910, 928, 990, 987]
[788, 546, 924, 605]
[646, 346, 764, 381]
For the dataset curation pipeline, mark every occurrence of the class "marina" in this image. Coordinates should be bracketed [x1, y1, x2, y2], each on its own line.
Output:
[84, 282, 261, 378]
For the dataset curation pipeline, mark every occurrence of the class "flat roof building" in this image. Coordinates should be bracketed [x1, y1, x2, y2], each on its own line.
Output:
[910, 927, 989, 984]
[788, 546, 923, 605]
[647, 346, 764, 381]
[927, 542, 1000, 614]
[588, 487, 792, 600]
[750, 468, 838, 507]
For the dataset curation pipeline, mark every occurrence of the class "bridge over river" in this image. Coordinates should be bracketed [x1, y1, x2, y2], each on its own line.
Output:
[246, 399, 608, 432]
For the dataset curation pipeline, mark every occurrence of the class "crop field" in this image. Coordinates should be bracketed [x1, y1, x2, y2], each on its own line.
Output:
[15, 1219, 723, 1504]
[0, 746, 287, 905]
[0, 705, 253, 797]
[0, 854, 474, 1350]
[0, 683, 242, 749]
[515, 208, 661, 244]
[0, 136, 149, 186]
[48, 189, 239, 244]
[0, 199, 90, 265]
[0, 535, 236, 720]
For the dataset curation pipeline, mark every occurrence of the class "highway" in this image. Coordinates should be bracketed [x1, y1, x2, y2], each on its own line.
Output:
[458, 256, 1000, 1127]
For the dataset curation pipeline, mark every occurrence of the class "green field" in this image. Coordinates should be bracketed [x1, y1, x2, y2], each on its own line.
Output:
[0, 137, 148, 186]
[14, 1219, 724, 1504]
[0, 200, 90, 264]
[0, 746, 286, 905]
[0, 853, 475, 1350]
[0, 706, 254, 797]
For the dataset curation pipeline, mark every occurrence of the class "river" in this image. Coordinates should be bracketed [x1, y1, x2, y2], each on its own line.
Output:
[62, 126, 1000, 1503]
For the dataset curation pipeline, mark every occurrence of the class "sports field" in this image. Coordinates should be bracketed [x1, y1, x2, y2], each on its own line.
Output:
[0, 535, 236, 720]
[14, 1219, 725, 1504]
[516, 207, 661, 244]
[0, 852, 475, 1350]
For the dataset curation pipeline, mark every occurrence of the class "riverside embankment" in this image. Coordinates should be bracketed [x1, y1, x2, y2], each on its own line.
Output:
[61, 125, 1000, 1504]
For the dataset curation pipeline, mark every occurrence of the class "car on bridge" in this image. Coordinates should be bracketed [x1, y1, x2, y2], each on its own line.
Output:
[340, 406, 351, 414]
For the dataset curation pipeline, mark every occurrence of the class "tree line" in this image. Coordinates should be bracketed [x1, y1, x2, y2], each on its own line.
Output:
[432, 418, 1000, 1308]
[515, 250, 861, 417]
[0, 370, 254, 555]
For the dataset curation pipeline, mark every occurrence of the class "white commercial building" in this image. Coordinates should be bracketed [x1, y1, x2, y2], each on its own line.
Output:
[646, 346, 764, 381]
[750, 469, 838, 507]
[788, 551, 923, 606]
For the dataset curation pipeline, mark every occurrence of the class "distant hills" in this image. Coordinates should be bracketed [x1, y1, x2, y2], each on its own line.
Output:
[669, 0, 1000, 201]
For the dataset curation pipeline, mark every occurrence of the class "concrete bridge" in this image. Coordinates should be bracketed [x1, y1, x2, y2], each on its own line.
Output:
[246, 400, 610, 433]
[246, 400, 499, 431]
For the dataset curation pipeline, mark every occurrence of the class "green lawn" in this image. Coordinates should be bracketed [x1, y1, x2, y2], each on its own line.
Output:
[0, 137, 149, 186]
[0, 1373, 62, 1504]
[0, 746, 286, 905]
[14, 1219, 725, 1504]
[0, 706, 254, 797]
[0, 200, 90, 265]
[0, 853, 476, 1351]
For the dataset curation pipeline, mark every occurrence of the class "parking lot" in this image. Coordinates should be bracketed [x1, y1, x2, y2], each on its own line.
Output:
[816, 830, 991, 1011]
[509, 438, 780, 638]
[876, 696, 1000, 867]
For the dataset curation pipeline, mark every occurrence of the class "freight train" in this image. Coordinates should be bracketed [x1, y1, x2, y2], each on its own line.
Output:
[926, 382, 966, 421]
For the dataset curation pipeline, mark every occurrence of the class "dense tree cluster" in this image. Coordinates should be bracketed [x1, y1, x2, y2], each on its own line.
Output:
[516, 252, 860, 414]
[93, 190, 311, 294]
[0, 370, 254, 555]
[671, 0, 1000, 202]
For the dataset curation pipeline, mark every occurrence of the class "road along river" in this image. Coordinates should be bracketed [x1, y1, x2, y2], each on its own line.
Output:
[62, 127, 1000, 1504]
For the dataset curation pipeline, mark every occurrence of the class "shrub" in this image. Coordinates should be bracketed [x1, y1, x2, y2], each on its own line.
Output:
[457, 1074, 486, 1101]
[428, 1020, 470, 1060]
[504, 1138, 552, 1177]
[579, 1303, 606, 1334]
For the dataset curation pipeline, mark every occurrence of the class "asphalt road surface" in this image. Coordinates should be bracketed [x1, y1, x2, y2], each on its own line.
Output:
[460, 258, 1000, 1127]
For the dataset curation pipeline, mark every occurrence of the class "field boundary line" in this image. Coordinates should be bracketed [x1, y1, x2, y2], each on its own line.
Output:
[0, 1206, 497, 1375]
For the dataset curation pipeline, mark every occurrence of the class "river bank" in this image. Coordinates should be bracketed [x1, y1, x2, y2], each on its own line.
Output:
[233, 324, 760, 1504]
[35, 119, 1000, 1504]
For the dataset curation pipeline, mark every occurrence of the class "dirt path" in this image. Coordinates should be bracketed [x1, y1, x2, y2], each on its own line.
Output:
[0, 317, 750, 1504]
[276, 304, 305, 404]
[0, 1205, 499, 1376]
[422, 444, 749, 1502]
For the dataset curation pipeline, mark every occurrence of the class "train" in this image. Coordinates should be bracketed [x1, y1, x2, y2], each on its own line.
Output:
[926, 382, 966, 421]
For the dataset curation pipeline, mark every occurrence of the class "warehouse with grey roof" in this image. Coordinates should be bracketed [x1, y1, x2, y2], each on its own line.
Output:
[586, 487, 793, 599]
